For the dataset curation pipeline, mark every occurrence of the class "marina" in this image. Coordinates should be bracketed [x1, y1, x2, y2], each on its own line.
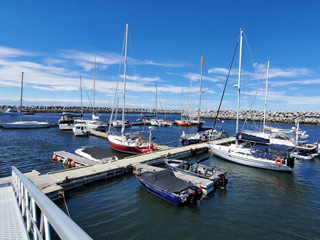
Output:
[0, 113, 320, 239]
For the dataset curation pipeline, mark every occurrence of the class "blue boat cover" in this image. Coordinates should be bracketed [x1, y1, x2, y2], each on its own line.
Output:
[138, 170, 191, 193]
[236, 132, 270, 144]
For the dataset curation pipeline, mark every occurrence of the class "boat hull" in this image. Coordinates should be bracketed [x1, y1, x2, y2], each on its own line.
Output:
[108, 134, 153, 154]
[1, 121, 50, 129]
[139, 180, 181, 205]
[209, 144, 293, 172]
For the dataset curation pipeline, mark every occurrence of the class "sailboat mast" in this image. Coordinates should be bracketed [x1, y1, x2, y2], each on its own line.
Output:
[155, 82, 158, 119]
[236, 29, 243, 136]
[19, 72, 24, 121]
[93, 56, 96, 116]
[263, 59, 270, 133]
[189, 77, 192, 112]
[121, 23, 128, 135]
[198, 54, 204, 122]
[80, 75, 83, 117]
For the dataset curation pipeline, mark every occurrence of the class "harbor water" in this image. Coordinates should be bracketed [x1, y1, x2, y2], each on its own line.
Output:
[0, 113, 320, 239]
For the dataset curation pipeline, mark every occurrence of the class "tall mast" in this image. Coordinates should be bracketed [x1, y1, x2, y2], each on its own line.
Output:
[198, 54, 204, 123]
[236, 29, 243, 145]
[121, 23, 128, 135]
[263, 59, 270, 133]
[155, 82, 158, 119]
[93, 56, 96, 117]
[80, 75, 83, 118]
[19, 72, 24, 121]
[189, 77, 192, 112]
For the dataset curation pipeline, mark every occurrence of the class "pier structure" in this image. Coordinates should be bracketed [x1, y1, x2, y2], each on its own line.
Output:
[0, 138, 235, 201]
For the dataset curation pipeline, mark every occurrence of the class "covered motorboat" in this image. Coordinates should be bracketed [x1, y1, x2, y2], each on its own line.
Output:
[75, 146, 118, 163]
[164, 158, 228, 188]
[136, 168, 203, 206]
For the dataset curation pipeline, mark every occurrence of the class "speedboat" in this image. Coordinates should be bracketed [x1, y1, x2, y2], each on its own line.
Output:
[136, 168, 203, 206]
[75, 146, 118, 163]
[164, 158, 228, 188]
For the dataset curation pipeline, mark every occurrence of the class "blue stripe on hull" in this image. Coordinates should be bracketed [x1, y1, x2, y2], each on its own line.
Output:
[139, 180, 181, 206]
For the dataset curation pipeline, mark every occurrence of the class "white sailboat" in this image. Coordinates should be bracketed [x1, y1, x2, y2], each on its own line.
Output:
[1, 72, 50, 129]
[73, 75, 90, 137]
[180, 55, 221, 145]
[208, 29, 294, 172]
[107, 24, 153, 154]
[238, 60, 317, 156]
[86, 56, 107, 131]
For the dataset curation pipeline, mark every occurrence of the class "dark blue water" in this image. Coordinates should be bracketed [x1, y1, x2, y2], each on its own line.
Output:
[1, 113, 320, 239]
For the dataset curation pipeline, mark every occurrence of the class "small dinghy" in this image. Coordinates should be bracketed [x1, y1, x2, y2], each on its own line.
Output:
[290, 151, 315, 161]
[164, 157, 228, 188]
[136, 169, 203, 206]
[75, 146, 118, 163]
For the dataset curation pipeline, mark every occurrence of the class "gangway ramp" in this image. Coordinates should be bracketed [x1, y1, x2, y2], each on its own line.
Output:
[0, 186, 29, 240]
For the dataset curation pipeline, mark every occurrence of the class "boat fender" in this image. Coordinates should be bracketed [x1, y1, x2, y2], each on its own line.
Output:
[275, 158, 282, 165]
[70, 160, 76, 167]
[222, 131, 228, 138]
[52, 154, 57, 160]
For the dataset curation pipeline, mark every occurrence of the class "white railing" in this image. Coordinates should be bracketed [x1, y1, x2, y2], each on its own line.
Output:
[11, 166, 92, 240]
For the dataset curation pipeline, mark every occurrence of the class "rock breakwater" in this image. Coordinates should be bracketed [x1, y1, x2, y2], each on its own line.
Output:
[1, 105, 319, 125]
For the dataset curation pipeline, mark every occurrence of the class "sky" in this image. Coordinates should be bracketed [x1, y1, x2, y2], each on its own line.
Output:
[0, 0, 320, 112]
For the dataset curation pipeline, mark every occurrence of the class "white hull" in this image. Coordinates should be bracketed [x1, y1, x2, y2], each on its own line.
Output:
[59, 123, 74, 131]
[1, 121, 50, 129]
[86, 120, 107, 131]
[209, 144, 293, 172]
[73, 123, 89, 137]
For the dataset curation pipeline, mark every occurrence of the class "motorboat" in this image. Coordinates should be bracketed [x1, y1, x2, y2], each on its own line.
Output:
[2, 108, 22, 116]
[73, 123, 90, 137]
[136, 168, 203, 206]
[58, 112, 76, 131]
[164, 158, 228, 188]
[290, 151, 316, 161]
[175, 119, 191, 126]
[75, 146, 118, 163]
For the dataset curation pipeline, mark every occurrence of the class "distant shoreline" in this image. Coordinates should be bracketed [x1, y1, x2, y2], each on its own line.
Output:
[1, 105, 319, 125]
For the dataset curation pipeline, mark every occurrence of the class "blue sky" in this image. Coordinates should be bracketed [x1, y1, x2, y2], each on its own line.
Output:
[0, 0, 319, 112]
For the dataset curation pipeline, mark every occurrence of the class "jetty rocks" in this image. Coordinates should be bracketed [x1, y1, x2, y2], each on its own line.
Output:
[1, 105, 320, 125]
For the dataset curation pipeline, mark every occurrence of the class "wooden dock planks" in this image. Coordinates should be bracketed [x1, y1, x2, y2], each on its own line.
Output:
[1, 137, 235, 199]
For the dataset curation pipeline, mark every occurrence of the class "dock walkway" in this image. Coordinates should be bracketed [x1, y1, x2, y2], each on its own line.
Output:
[0, 186, 28, 240]
[0, 137, 235, 200]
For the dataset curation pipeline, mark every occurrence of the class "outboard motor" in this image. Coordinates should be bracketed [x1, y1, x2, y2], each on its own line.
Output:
[287, 157, 295, 169]
[219, 174, 228, 188]
[187, 185, 203, 204]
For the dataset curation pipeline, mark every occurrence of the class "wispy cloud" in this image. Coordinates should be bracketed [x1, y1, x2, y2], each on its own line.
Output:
[0, 46, 34, 58]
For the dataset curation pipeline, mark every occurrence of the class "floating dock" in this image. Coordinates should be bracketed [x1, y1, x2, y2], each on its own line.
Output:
[0, 137, 235, 200]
